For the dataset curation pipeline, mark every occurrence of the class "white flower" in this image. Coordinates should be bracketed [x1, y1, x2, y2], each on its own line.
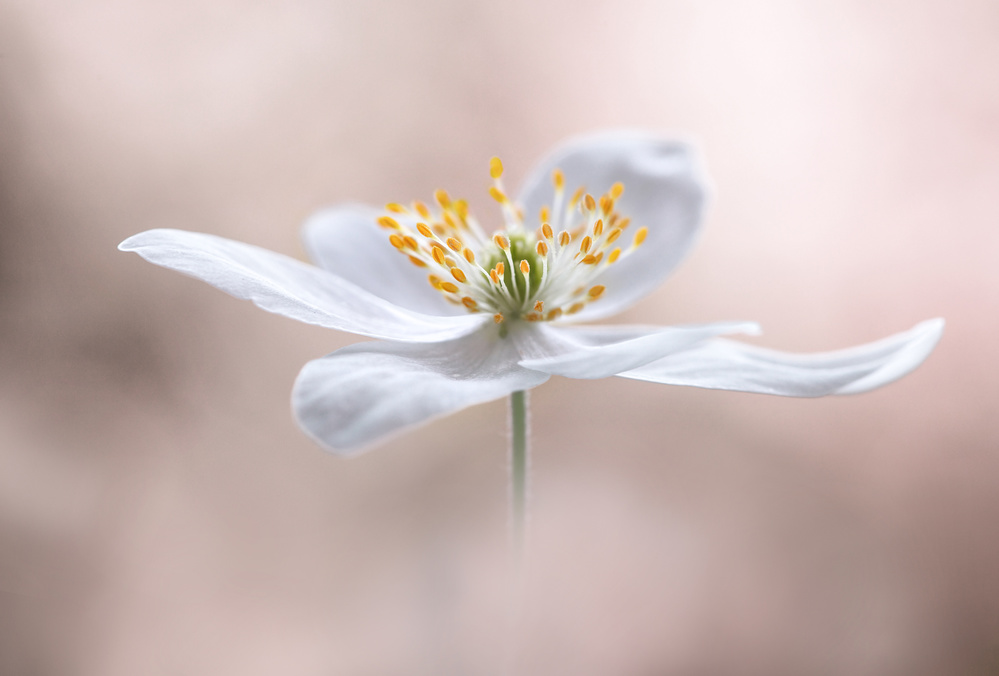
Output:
[119, 130, 944, 454]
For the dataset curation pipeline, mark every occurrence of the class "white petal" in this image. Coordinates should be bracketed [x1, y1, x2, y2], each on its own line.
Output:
[119, 229, 485, 341]
[617, 318, 944, 396]
[301, 204, 459, 316]
[292, 329, 549, 454]
[515, 321, 761, 379]
[518, 130, 708, 321]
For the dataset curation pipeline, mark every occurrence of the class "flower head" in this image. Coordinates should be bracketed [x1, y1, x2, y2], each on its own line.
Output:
[119, 130, 944, 454]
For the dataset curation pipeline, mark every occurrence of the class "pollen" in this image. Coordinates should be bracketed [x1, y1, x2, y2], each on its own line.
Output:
[379, 156, 648, 322]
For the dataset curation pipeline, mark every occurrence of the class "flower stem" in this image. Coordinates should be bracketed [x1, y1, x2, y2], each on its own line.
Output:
[509, 390, 529, 554]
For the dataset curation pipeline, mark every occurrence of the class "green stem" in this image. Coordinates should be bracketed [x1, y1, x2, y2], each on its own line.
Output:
[509, 390, 528, 553]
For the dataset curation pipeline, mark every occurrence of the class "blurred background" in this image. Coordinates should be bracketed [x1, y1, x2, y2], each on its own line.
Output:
[1, 0, 997, 674]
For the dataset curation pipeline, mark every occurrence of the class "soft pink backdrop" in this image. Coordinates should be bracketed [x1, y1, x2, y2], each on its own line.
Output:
[1, 1, 997, 674]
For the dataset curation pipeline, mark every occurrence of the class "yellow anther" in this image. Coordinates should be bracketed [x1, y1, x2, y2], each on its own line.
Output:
[416, 223, 433, 238]
[593, 219, 604, 236]
[570, 186, 585, 206]
[552, 168, 565, 189]
[608, 247, 622, 264]
[489, 156, 504, 179]
[558, 231, 571, 247]
[385, 203, 407, 214]
[600, 196, 614, 214]
[606, 228, 622, 244]
[581, 254, 597, 265]
[587, 285, 605, 299]
[414, 201, 431, 219]
[428, 275, 443, 289]
[519, 259, 530, 274]
[446, 237, 463, 252]
[493, 313, 504, 324]
[433, 224, 447, 236]
[633, 226, 649, 247]
[443, 212, 457, 229]
[403, 235, 419, 250]
[431, 247, 446, 265]
[378, 216, 401, 230]
[618, 217, 631, 229]
[388, 234, 405, 249]
[495, 261, 505, 276]
[567, 302, 584, 314]
[489, 186, 507, 203]
[463, 248, 475, 264]
[434, 189, 451, 208]
[451, 267, 467, 283]
[461, 296, 478, 310]
[536, 241, 549, 256]
[534, 300, 544, 312]
[546, 308, 563, 321]
[526, 313, 541, 322]
[584, 193, 596, 211]
[579, 236, 592, 254]
[440, 281, 459, 293]
[408, 255, 427, 268]
[453, 199, 469, 219]
[493, 233, 510, 250]
[490, 269, 500, 284]
[444, 256, 457, 268]
[542, 223, 554, 240]
[540, 206, 550, 223]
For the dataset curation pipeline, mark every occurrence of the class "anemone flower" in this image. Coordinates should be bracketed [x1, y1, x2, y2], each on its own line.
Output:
[120, 130, 943, 534]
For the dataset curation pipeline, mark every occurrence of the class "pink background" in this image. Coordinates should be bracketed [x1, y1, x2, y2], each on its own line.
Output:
[1, 1, 997, 673]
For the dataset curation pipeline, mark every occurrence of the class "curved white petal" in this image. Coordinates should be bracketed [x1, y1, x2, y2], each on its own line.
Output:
[301, 204, 459, 316]
[515, 321, 761, 379]
[292, 329, 549, 454]
[518, 130, 708, 322]
[119, 229, 485, 341]
[617, 319, 944, 396]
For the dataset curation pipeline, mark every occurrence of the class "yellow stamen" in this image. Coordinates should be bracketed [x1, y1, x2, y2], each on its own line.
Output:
[408, 255, 427, 268]
[579, 236, 592, 254]
[599, 195, 614, 214]
[534, 300, 544, 312]
[608, 247, 622, 264]
[490, 269, 500, 284]
[593, 219, 603, 236]
[416, 223, 433, 238]
[546, 308, 563, 321]
[588, 285, 605, 299]
[567, 302, 584, 314]
[462, 296, 477, 310]
[489, 156, 504, 179]
[434, 189, 451, 208]
[633, 227, 648, 247]
[463, 248, 475, 264]
[428, 275, 443, 289]
[610, 182, 624, 199]
[415, 201, 431, 219]
[495, 261, 505, 276]
[451, 268, 467, 283]
[540, 206, 550, 223]
[493, 313, 504, 324]
[431, 247, 446, 265]
[584, 193, 596, 211]
[493, 233, 510, 250]
[536, 241, 549, 256]
[553, 168, 564, 189]
[440, 281, 459, 293]
[558, 231, 571, 247]
[388, 234, 405, 249]
[385, 203, 406, 214]
[489, 186, 507, 203]
[542, 223, 554, 240]
[378, 216, 401, 230]
[606, 228, 622, 244]
[446, 237, 462, 252]
[403, 235, 418, 250]
[520, 260, 530, 274]
[569, 186, 585, 206]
